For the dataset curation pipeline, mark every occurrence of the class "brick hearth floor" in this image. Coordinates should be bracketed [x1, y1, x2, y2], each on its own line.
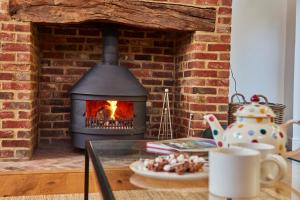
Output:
[0, 142, 84, 172]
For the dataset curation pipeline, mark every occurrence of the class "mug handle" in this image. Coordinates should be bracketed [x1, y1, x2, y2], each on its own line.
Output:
[260, 154, 287, 185]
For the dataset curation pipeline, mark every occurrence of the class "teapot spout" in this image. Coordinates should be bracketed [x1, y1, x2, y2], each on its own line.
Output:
[203, 114, 224, 143]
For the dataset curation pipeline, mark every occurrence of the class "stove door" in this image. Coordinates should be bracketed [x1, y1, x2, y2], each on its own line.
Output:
[70, 95, 146, 148]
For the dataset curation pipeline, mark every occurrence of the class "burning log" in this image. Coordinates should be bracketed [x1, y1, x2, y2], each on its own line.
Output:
[85, 100, 134, 129]
[96, 107, 112, 122]
[86, 118, 133, 129]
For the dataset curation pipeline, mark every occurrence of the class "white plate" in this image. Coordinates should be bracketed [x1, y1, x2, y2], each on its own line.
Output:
[129, 160, 208, 181]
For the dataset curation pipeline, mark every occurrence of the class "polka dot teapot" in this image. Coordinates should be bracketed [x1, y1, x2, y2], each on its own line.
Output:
[204, 95, 300, 154]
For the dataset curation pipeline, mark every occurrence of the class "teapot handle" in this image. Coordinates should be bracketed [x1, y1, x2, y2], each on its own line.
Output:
[230, 93, 247, 103]
[256, 94, 269, 105]
[280, 120, 300, 129]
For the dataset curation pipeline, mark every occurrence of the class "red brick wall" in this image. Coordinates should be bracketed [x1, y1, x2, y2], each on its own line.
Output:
[0, 0, 232, 160]
[174, 0, 232, 137]
[38, 25, 177, 142]
[0, 0, 39, 160]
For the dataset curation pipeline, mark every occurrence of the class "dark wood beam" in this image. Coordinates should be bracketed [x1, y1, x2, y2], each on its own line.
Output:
[9, 0, 216, 31]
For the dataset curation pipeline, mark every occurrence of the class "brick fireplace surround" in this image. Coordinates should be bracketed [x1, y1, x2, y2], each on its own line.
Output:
[0, 0, 232, 160]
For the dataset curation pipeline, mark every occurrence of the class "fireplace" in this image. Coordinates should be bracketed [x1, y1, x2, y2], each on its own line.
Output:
[70, 26, 147, 148]
[0, 0, 232, 160]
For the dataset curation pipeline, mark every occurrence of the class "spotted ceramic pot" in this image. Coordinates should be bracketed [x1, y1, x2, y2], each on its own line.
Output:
[204, 95, 298, 155]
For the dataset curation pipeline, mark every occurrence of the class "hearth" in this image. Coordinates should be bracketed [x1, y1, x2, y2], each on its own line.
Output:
[0, 0, 231, 160]
[70, 25, 147, 149]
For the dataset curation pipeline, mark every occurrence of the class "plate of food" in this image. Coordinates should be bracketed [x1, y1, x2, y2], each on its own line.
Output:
[129, 153, 208, 181]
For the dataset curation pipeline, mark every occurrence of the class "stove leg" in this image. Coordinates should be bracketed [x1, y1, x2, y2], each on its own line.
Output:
[84, 150, 89, 200]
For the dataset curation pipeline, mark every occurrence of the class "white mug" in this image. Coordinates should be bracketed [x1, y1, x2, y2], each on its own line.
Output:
[209, 146, 286, 198]
[232, 143, 287, 184]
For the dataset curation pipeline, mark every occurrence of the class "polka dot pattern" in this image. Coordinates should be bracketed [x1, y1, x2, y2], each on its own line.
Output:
[248, 130, 255, 136]
[233, 132, 242, 139]
[279, 132, 284, 138]
[259, 108, 265, 114]
[238, 124, 244, 128]
[217, 141, 223, 147]
[260, 129, 267, 135]
[256, 118, 263, 123]
[209, 116, 215, 122]
[213, 130, 218, 136]
[234, 101, 275, 118]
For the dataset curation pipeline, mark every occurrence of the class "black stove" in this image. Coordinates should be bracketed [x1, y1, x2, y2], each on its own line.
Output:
[70, 25, 147, 149]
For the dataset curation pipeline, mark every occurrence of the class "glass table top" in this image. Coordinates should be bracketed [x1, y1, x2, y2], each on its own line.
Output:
[87, 140, 300, 200]
[91, 140, 156, 167]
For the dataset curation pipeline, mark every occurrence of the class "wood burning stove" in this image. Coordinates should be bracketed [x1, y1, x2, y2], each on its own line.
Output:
[70, 25, 147, 149]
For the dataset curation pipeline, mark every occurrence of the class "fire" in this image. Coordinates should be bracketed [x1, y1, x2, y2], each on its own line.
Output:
[86, 100, 134, 120]
[107, 100, 118, 120]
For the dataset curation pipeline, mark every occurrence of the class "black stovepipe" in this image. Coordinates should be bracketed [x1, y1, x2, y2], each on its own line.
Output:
[102, 25, 119, 65]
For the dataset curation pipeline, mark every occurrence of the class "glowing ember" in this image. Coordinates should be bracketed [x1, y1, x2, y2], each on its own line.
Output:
[85, 100, 134, 129]
[86, 100, 133, 120]
[107, 100, 117, 120]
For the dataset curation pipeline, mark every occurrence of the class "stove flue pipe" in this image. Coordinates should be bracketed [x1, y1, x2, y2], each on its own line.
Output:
[102, 25, 119, 65]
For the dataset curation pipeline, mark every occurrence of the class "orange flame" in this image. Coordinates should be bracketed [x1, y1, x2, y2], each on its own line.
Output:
[86, 100, 133, 120]
[107, 100, 117, 120]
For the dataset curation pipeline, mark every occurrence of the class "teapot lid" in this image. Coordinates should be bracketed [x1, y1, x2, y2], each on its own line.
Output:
[234, 95, 276, 118]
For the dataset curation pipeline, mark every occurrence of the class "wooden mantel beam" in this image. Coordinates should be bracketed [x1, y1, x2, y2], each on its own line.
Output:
[9, 0, 216, 31]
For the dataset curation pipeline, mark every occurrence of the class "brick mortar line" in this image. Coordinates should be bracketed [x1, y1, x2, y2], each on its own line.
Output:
[0, 147, 32, 150]
[175, 78, 229, 81]
[178, 42, 231, 46]
[0, 100, 35, 102]
[173, 56, 231, 60]
[176, 69, 229, 71]
[0, 40, 32, 44]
